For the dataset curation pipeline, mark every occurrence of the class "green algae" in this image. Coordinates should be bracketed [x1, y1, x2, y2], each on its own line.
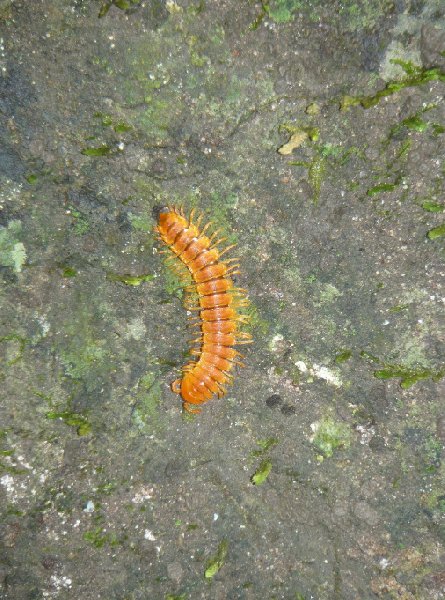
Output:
[244, 302, 269, 336]
[250, 459, 272, 485]
[0, 432, 27, 475]
[366, 183, 397, 196]
[423, 489, 445, 513]
[204, 539, 228, 579]
[128, 212, 153, 232]
[335, 349, 352, 364]
[36, 390, 92, 436]
[45, 410, 91, 436]
[288, 147, 327, 204]
[254, 0, 396, 31]
[106, 272, 154, 286]
[268, 0, 301, 23]
[131, 372, 165, 434]
[310, 417, 351, 458]
[318, 283, 342, 304]
[68, 206, 89, 235]
[98, 0, 140, 18]
[0, 220, 27, 273]
[401, 115, 429, 133]
[341, 61, 445, 111]
[374, 365, 444, 389]
[81, 145, 112, 156]
[0, 461, 27, 476]
[61, 266, 77, 278]
[250, 437, 279, 457]
[427, 224, 445, 240]
[1, 334, 27, 366]
[388, 304, 409, 313]
[161, 258, 190, 299]
[93, 111, 132, 134]
[61, 343, 109, 382]
[432, 124, 445, 135]
[25, 173, 38, 184]
[83, 525, 122, 548]
[421, 201, 444, 213]
[360, 344, 444, 388]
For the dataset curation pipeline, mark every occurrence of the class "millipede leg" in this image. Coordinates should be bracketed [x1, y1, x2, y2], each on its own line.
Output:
[183, 402, 201, 414]
[171, 379, 182, 394]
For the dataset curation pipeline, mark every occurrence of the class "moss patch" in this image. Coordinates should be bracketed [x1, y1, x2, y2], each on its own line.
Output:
[310, 416, 351, 458]
[0, 220, 27, 273]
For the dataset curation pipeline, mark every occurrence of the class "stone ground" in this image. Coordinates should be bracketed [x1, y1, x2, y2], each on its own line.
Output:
[1, 1, 445, 599]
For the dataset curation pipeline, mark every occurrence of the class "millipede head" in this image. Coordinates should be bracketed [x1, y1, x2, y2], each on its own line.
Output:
[152, 205, 170, 221]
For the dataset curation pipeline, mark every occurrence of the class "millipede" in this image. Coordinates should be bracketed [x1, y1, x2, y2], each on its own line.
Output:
[155, 205, 252, 413]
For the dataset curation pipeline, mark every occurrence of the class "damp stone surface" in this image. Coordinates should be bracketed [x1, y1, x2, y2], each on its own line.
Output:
[1, 1, 445, 599]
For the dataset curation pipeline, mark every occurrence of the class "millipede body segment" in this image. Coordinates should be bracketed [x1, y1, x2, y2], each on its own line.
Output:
[155, 206, 251, 413]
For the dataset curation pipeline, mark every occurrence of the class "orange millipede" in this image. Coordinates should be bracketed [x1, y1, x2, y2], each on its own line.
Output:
[155, 205, 252, 413]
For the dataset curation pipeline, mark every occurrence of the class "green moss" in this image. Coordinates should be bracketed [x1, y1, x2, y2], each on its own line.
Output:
[318, 283, 342, 304]
[81, 145, 112, 156]
[308, 154, 326, 204]
[388, 304, 409, 313]
[335, 349, 352, 364]
[203, 192, 239, 245]
[0, 334, 27, 366]
[25, 173, 38, 184]
[339, 0, 394, 31]
[251, 459, 272, 485]
[361, 345, 443, 388]
[0, 461, 27, 476]
[106, 272, 154, 286]
[424, 490, 445, 512]
[132, 372, 165, 434]
[341, 61, 445, 111]
[204, 540, 228, 578]
[311, 417, 351, 458]
[98, 0, 140, 17]
[244, 302, 269, 335]
[45, 410, 91, 436]
[161, 259, 190, 299]
[61, 266, 77, 278]
[0, 220, 27, 273]
[94, 111, 113, 126]
[250, 438, 279, 457]
[83, 525, 122, 548]
[366, 183, 397, 196]
[61, 343, 109, 381]
[432, 124, 445, 135]
[93, 111, 132, 133]
[401, 115, 428, 132]
[289, 147, 327, 204]
[114, 122, 132, 133]
[421, 201, 444, 213]
[267, 0, 302, 23]
[68, 206, 90, 235]
[127, 212, 152, 232]
[374, 365, 444, 388]
[427, 224, 445, 240]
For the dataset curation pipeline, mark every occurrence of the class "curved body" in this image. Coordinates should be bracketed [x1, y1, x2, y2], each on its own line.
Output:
[156, 206, 251, 413]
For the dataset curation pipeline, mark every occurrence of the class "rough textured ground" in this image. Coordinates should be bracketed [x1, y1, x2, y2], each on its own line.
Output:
[1, 1, 445, 599]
